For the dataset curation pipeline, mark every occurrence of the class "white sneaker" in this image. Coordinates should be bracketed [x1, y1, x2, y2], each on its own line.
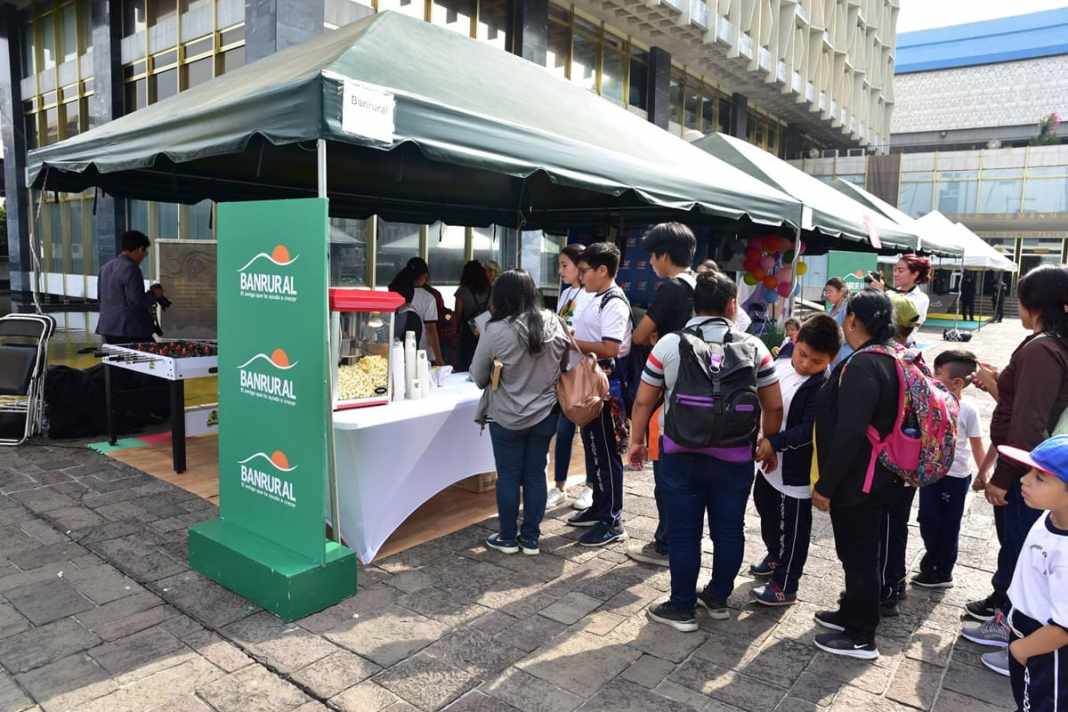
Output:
[545, 488, 566, 509]
[573, 487, 593, 510]
[981, 649, 1010, 677]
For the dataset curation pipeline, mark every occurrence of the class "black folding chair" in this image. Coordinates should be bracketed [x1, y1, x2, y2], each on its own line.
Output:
[0, 314, 57, 446]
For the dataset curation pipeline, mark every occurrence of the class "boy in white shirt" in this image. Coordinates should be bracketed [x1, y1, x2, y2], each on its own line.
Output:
[566, 243, 633, 547]
[995, 435, 1068, 712]
[913, 350, 987, 589]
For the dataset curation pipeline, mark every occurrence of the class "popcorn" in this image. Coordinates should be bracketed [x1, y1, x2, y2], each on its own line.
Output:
[337, 355, 389, 401]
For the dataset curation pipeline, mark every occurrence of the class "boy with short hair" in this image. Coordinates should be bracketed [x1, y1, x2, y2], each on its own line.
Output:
[629, 223, 698, 568]
[750, 313, 841, 605]
[994, 435, 1068, 711]
[568, 242, 634, 547]
[914, 350, 987, 589]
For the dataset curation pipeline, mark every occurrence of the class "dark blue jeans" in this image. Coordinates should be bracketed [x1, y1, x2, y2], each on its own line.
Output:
[489, 412, 559, 543]
[992, 479, 1043, 611]
[918, 475, 971, 578]
[660, 451, 755, 610]
[553, 415, 577, 484]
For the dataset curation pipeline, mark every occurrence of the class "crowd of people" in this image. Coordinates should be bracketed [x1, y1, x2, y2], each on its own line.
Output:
[466, 223, 1068, 712]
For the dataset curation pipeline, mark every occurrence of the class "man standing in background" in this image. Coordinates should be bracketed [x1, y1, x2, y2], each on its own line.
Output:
[96, 230, 165, 345]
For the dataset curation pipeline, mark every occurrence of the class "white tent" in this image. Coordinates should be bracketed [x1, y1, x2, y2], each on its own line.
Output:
[830, 179, 963, 257]
[915, 211, 1017, 272]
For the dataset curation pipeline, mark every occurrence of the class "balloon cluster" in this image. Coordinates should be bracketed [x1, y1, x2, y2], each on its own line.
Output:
[741, 234, 808, 304]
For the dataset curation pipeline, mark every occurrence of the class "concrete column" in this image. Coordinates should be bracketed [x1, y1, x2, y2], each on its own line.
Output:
[246, 0, 327, 65]
[91, 0, 125, 266]
[730, 92, 747, 139]
[646, 46, 671, 130]
[0, 4, 31, 294]
[511, 0, 547, 66]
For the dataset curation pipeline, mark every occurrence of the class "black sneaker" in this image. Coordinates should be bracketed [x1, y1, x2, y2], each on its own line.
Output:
[696, 588, 731, 620]
[749, 556, 779, 579]
[578, 523, 627, 547]
[814, 632, 879, 660]
[517, 536, 540, 556]
[880, 597, 900, 618]
[485, 534, 519, 554]
[965, 594, 1001, 622]
[911, 571, 954, 589]
[566, 508, 601, 528]
[814, 610, 846, 632]
[647, 602, 698, 633]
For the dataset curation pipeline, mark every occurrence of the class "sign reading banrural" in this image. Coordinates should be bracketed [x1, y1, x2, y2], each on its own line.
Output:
[216, 199, 331, 563]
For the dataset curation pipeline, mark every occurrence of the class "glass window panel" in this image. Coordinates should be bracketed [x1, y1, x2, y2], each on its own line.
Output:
[570, 27, 598, 92]
[1022, 175, 1068, 214]
[898, 181, 932, 217]
[840, 174, 864, 185]
[1020, 237, 1064, 254]
[982, 168, 1023, 179]
[220, 26, 245, 46]
[21, 22, 34, 77]
[936, 176, 977, 214]
[186, 200, 213, 239]
[24, 109, 38, 149]
[628, 48, 647, 110]
[61, 101, 78, 139]
[430, 0, 475, 36]
[157, 202, 179, 238]
[62, 4, 78, 64]
[186, 36, 213, 57]
[718, 97, 731, 133]
[148, 0, 178, 52]
[87, 210, 99, 274]
[70, 201, 84, 275]
[546, 18, 569, 79]
[427, 223, 467, 284]
[44, 107, 59, 145]
[180, 0, 214, 41]
[475, 0, 509, 50]
[976, 179, 1021, 214]
[669, 73, 683, 127]
[128, 199, 149, 234]
[217, 0, 244, 28]
[1027, 166, 1068, 178]
[701, 95, 716, 135]
[42, 17, 56, 70]
[684, 89, 701, 131]
[601, 38, 625, 104]
[377, 0, 426, 19]
[521, 231, 564, 288]
[79, 0, 91, 55]
[151, 68, 178, 102]
[376, 220, 422, 286]
[182, 57, 213, 89]
[472, 225, 502, 268]
[125, 78, 146, 112]
[901, 171, 933, 183]
[329, 218, 369, 286]
[124, 0, 147, 36]
[154, 49, 178, 67]
[51, 203, 64, 274]
[218, 46, 244, 74]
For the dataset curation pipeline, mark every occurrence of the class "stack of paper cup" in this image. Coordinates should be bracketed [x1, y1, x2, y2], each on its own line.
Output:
[404, 331, 417, 399]
[416, 350, 431, 399]
[390, 340, 406, 401]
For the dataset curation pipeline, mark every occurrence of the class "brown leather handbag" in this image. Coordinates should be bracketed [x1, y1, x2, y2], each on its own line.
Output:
[556, 332, 610, 427]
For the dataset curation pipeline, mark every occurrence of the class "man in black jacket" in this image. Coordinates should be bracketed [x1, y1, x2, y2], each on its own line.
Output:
[750, 314, 841, 606]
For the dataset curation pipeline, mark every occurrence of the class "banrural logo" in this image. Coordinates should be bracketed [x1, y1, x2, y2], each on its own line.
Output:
[237, 348, 298, 407]
[238, 244, 299, 303]
[238, 450, 297, 507]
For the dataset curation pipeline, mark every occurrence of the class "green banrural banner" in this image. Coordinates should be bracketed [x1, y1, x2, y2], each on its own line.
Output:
[828, 250, 878, 293]
[189, 198, 355, 620]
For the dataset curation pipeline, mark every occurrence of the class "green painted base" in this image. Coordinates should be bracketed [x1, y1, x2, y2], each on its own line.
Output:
[188, 518, 356, 621]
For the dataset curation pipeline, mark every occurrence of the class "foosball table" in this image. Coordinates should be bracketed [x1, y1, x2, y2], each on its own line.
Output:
[100, 340, 218, 473]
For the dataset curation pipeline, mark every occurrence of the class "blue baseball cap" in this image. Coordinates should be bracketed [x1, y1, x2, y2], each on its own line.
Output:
[999, 434, 1068, 485]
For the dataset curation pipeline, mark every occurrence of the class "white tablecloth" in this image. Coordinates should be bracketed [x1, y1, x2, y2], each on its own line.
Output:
[332, 373, 495, 563]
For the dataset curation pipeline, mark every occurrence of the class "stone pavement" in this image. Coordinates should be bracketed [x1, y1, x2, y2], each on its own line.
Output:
[0, 319, 1030, 712]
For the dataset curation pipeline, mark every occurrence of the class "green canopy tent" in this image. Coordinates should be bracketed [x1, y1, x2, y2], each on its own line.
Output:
[26, 12, 801, 232]
[691, 133, 962, 257]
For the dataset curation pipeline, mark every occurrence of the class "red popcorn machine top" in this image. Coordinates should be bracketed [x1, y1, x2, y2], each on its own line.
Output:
[329, 288, 405, 410]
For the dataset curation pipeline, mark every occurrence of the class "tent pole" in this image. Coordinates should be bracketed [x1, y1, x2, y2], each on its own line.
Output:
[786, 225, 801, 319]
[317, 139, 327, 199]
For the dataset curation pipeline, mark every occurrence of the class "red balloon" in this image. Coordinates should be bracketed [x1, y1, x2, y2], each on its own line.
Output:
[763, 276, 778, 289]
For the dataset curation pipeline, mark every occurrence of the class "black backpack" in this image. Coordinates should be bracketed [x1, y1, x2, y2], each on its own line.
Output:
[665, 318, 763, 450]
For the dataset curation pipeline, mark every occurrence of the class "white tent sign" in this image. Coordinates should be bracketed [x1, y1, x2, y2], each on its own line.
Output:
[342, 81, 396, 144]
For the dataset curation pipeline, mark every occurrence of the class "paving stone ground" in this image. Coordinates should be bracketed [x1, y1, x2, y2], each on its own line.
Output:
[0, 320, 1029, 711]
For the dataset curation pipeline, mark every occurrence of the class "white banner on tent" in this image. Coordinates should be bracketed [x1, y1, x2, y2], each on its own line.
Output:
[341, 80, 396, 144]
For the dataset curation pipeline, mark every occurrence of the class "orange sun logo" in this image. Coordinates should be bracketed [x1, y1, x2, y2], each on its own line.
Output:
[270, 451, 290, 470]
[271, 244, 291, 264]
[270, 349, 290, 368]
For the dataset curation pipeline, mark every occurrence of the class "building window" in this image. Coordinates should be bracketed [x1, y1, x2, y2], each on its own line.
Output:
[34, 190, 98, 292]
[330, 218, 370, 287]
[427, 223, 467, 284]
[570, 16, 598, 93]
[472, 226, 502, 271]
[121, 0, 246, 115]
[376, 220, 422, 286]
[935, 171, 978, 215]
[20, 1, 95, 148]
[1022, 166, 1068, 214]
[628, 48, 648, 111]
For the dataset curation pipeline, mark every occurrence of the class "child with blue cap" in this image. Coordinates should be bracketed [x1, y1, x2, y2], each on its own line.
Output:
[998, 434, 1068, 712]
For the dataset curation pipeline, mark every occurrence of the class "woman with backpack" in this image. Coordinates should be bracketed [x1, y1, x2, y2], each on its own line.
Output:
[454, 259, 492, 372]
[471, 270, 571, 555]
[962, 266, 1068, 662]
[811, 289, 915, 660]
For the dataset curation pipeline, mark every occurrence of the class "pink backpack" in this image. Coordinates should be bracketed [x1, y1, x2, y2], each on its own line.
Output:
[842, 343, 959, 492]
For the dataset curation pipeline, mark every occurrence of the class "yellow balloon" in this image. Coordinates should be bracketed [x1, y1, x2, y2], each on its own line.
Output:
[796, 261, 808, 276]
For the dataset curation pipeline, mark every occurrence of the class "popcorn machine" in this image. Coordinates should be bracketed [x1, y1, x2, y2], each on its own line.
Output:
[329, 288, 405, 410]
